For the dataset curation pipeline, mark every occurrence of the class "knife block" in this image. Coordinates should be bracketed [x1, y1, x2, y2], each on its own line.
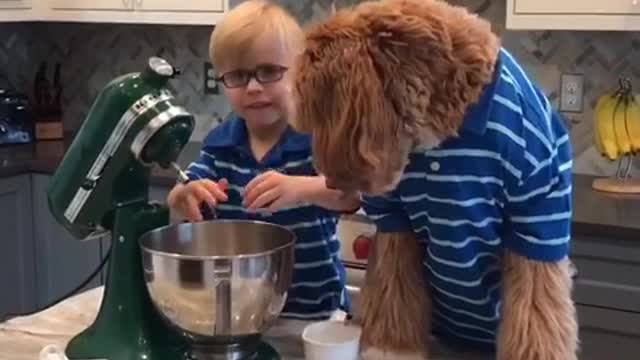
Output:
[35, 114, 64, 140]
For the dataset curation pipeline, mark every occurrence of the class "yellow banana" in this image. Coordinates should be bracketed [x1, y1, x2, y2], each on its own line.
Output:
[592, 93, 610, 156]
[592, 79, 640, 161]
[594, 94, 620, 161]
[625, 96, 640, 153]
[613, 96, 632, 155]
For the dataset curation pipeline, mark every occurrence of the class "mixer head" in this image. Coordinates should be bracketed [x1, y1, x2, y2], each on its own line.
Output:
[47, 57, 195, 240]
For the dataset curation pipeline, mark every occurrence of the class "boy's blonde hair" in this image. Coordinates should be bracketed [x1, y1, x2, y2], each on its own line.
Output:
[209, 0, 304, 71]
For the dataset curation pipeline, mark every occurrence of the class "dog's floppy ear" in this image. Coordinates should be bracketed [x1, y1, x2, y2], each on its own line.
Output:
[291, 0, 500, 183]
[358, 0, 500, 142]
[293, 6, 407, 177]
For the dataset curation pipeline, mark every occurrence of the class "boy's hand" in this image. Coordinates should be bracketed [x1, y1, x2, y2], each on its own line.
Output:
[167, 178, 228, 221]
[243, 171, 308, 212]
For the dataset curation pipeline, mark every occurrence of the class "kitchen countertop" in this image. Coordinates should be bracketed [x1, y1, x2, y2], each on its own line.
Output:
[1, 139, 639, 242]
[570, 174, 640, 241]
[0, 286, 492, 360]
[0, 287, 311, 360]
[343, 172, 640, 242]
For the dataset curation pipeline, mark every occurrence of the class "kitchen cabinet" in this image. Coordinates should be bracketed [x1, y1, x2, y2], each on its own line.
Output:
[96, 185, 172, 285]
[49, 0, 226, 12]
[31, 174, 103, 309]
[137, 0, 224, 13]
[577, 305, 640, 360]
[45, 0, 228, 25]
[0, 0, 227, 24]
[0, 0, 31, 9]
[570, 234, 640, 359]
[0, 176, 178, 320]
[149, 185, 170, 204]
[571, 234, 640, 312]
[49, 0, 128, 11]
[0, 175, 36, 321]
[150, 184, 186, 224]
[506, 0, 640, 30]
[0, 0, 34, 22]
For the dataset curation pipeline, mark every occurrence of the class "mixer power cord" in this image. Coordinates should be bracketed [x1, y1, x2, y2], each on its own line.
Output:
[3, 247, 112, 321]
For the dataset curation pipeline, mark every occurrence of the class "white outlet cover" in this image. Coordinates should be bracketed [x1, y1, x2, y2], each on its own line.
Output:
[560, 74, 584, 113]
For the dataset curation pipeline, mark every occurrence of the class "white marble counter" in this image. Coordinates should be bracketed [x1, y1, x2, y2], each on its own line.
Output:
[0, 286, 492, 360]
[0, 287, 308, 360]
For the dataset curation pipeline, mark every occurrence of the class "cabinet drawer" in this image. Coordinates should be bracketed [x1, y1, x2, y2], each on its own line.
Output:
[31, 174, 103, 308]
[574, 278, 640, 312]
[507, 0, 640, 30]
[571, 256, 640, 311]
[0, 0, 31, 9]
[515, 0, 640, 15]
[149, 186, 170, 204]
[577, 305, 640, 360]
[572, 256, 640, 288]
[0, 175, 36, 319]
[137, 0, 224, 13]
[571, 235, 640, 311]
[571, 235, 640, 265]
[50, 0, 129, 11]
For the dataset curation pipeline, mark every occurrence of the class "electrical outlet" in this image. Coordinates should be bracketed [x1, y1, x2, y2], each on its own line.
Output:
[559, 74, 584, 113]
[203, 62, 219, 95]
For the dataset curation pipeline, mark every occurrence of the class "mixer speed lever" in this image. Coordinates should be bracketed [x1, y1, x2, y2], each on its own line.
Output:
[171, 161, 190, 184]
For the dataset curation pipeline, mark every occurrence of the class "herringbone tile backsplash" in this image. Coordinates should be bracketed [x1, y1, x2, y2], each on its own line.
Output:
[1, 0, 639, 177]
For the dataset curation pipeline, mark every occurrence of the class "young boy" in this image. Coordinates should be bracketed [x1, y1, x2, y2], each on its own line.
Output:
[167, 0, 360, 320]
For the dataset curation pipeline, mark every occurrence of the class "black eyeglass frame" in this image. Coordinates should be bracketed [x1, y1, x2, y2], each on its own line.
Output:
[214, 64, 289, 89]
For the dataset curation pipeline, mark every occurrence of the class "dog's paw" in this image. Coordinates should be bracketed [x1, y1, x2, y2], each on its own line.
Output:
[361, 347, 427, 360]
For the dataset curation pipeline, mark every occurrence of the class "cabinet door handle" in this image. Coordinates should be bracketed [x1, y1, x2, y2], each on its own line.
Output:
[123, 0, 130, 8]
[136, 0, 142, 8]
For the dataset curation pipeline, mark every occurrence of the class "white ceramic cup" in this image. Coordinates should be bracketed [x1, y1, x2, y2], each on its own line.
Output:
[302, 320, 362, 360]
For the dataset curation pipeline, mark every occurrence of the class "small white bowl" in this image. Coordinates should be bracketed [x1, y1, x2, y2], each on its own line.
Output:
[302, 320, 362, 360]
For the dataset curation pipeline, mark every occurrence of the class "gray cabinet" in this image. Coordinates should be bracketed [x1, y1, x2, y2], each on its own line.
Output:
[1, 176, 178, 320]
[577, 305, 640, 360]
[571, 234, 640, 359]
[150, 185, 181, 223]
[0, 175, 36, 320]
[31, 174, 103, 309]
[149, 185, 171, 204]
[97, 185, 173, 284]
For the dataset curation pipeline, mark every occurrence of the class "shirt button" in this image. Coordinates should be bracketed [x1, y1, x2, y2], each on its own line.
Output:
[430, 161, 440, 172]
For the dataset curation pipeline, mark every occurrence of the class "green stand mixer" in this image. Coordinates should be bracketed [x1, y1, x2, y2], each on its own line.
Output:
[46, 57, 296, 360]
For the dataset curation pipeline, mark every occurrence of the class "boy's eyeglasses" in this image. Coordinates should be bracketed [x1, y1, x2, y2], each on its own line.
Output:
[215, 64, 289, 88]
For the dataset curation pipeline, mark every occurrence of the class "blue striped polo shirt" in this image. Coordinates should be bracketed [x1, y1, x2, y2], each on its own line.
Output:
[361, 48, 573, 349]
[185, 115, 348, 320]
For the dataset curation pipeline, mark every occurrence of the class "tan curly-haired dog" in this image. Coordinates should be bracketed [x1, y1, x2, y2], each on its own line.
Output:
[292, 0, 579, 359]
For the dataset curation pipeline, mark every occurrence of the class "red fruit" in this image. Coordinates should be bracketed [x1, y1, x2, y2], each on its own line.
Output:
[352, 234, 371, 260]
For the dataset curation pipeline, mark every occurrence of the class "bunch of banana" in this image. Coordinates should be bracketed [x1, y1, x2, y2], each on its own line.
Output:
[593, 78, 640, 161]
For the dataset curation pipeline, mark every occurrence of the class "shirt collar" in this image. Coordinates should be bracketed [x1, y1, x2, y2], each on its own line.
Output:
[458, 51, 503, 135]
[203, 113, 310, 152]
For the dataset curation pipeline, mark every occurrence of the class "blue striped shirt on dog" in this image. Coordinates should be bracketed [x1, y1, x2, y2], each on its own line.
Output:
[185, 115, 348, 320]
[361, 48, 573, 349]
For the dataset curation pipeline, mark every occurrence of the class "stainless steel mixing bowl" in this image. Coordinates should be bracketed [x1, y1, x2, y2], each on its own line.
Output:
[139, 219, 295, 349]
